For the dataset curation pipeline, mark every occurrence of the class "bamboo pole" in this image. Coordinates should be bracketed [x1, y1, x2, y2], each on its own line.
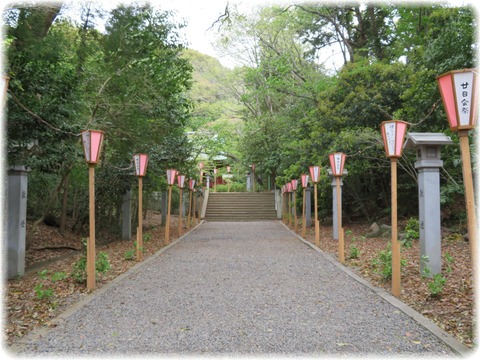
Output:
[178, 187, 183, 236]
[165, 185, 172, 245]
[314, 183, 320, 247]
[391, 158, 401, 297]
[302, 188, 306, 237]
[458, 131, 477, 270]
[87, 164, 96, 291]
[137, 176, 143, 261]
[193, 192, 197, 225]
[336, 177, 345, 263]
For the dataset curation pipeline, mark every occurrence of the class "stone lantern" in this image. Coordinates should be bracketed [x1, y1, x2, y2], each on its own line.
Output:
[404, 133, 453, 276]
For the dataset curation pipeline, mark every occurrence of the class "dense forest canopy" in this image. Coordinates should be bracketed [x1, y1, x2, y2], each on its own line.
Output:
[3, 1, 477, 241]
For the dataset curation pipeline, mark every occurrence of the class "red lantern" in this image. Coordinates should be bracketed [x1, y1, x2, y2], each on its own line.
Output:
[189, 178, 196, 190]
[199, 162, 204, 170]
[214, 168, 218, 175]
[291, 179, 298, 191]
[287, 182, 292, 192]
[177, 174, 186, 188]
[227, 165, 231, 173]
[309, 166, 321, 183]
[251, 164, 255, 171]
[301, 174, 309, 188]
[380, 120, 408, 158]
[133, 154, 149, 177]
[329, 153, 346, 177]
[81, 130, 104, 164]
[437, 69, 477, 131]
[166, 169, 177, 185]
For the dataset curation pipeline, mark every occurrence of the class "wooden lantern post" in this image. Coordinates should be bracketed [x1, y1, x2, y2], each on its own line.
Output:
[133, 154, 148, 261]
[165, 169, 177, 245]
[291, 179, 299, 232]
[301, 174, 309, 237]
[81, 130, 104, 291]
[309, 165, 321, 247]
[187, 178, 196, 230]
[177, 174, 186, 236]
[329, 152, 346, 264]
[437, 69, 477, 269]
[380, 120, 408, 297]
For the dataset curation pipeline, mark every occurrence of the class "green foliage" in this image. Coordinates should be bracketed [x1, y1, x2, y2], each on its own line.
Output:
[124, 249, 135, 261]
[421, 255, 447, 296]
[51, 271, 67, 282]
[371, 245, 407, 280]
[427, 274, 447, 297]
[349, 245, 360, 259]
[402, 217, 420, 248]
[71, 252, 111, 284]
[34, 283, 54, 300]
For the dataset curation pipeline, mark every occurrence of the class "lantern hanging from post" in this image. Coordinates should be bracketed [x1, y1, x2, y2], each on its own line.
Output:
[177, 174, 185, 236]
[134, 154, 149, 177]
[309, 165, 321, 247]
[133, 154, 148, 261]
[437, 69, 477, 131]
[437, 69, 477, 270]
[329, 153, 346, 177]
[329, 152, 347, 264]
[380, 121, 408, 158]
[380, 120, 408, 297]
[81, 130, 104, 164]
[81, 129, 105, 291]
[165, 169, 177, 245]
[301, 174, 309, 237]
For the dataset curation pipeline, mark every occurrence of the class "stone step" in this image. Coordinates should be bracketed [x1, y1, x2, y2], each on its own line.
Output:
[205, 192, 277, 221]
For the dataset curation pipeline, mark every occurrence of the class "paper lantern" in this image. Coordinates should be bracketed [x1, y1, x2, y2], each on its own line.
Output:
[437, 69, 477, 131]
[329, 153, 346, 177]
[380, 120, 408, 158]
[81, 130, 104, 164]
[133, 154, 148, 177]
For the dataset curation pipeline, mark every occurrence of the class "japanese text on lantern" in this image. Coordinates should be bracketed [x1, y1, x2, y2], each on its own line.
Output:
[454, 72, 474, 127]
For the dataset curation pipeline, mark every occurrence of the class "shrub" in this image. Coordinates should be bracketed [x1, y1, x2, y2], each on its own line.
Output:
[71, 252, 111, 284]
[402, 217, 419, 248]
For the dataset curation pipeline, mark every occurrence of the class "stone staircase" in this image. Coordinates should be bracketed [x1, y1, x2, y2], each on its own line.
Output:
[205, 192, 277, 221]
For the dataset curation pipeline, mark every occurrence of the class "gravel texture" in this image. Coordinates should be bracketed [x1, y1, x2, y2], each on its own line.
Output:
[16, 221, 457, 356]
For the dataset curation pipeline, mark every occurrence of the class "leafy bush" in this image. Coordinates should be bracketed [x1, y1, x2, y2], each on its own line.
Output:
[71, 252, 111, 284]
[371, 245, 406, 280]
[349, 245, 359, 259]
[34, 284, 54, 299]
[427, 274, 447, 297]
[402, 217, 419, 248]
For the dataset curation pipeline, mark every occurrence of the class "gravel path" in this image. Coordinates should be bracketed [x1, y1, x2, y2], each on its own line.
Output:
[16, 221, 460, 356]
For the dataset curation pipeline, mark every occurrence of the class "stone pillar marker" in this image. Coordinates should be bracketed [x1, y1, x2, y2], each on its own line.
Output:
[404, 133, 453, 276]
[328, 169, 347, 240]
[305, 187, 312, 227]
[7, 166, 29, 279]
